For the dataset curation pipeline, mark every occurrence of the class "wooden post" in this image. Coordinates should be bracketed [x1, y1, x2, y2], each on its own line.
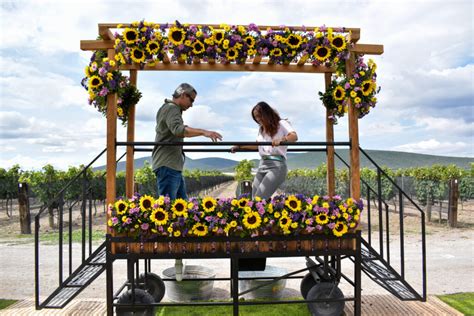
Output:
[325, 72, 335, 196]
[346, 53, 361, 200]
[18, 182, 31, 234]
[448, 179, 459, 227]
[106, 48, 117, 221]
[125, 70, 137, 198]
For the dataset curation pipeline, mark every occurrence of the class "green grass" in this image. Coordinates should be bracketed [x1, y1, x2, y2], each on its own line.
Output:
[438, 292, 474, 315]
[0, 299, 17, 310]
[39, 229, 106, 244]
[155, 299, 311, 316]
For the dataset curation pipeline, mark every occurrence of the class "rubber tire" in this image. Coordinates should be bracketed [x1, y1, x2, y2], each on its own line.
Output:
[116, 288, 155, 316]
[300, 273, 318, 299]
[306, 283, 345, 316]
[137, 272, 166, 303]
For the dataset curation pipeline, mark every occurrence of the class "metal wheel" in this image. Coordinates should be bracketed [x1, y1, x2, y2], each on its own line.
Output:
[116, 288, 155, 316]
[306, 282, 345, 316]
[300, 273, 318, 299]
[137, 272, 166, 302]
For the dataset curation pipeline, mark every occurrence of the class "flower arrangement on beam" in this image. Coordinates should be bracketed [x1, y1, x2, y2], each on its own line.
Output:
[107, 193, 363, 238]
[81, 50, 142, 126]
[319, 56, 380, 124]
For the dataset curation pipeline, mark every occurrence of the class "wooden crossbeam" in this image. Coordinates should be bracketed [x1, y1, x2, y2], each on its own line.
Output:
[352, 44, 384, 55]
[99, 25, 114, 40]
[118, 62, 335, 73]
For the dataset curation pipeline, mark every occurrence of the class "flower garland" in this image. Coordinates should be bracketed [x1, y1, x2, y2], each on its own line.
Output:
[319, 56, 380, 124]
[108, 193, 363, 238]
[81, 50, 142, 126]
[82, 20, 381, 124]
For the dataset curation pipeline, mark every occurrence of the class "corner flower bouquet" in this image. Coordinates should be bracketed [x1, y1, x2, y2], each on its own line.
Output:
[81, 50, 142, 126]
[108, 193, 363, 239]
[319, 56, 380, 123]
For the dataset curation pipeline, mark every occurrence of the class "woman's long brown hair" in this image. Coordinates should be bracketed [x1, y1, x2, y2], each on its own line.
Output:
[251, 101, 281, 137]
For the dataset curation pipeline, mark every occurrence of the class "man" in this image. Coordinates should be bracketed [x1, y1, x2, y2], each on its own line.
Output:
[152, 83, 222, 200]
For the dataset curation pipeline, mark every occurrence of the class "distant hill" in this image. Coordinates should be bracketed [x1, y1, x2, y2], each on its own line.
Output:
[94, 149, 472, 172]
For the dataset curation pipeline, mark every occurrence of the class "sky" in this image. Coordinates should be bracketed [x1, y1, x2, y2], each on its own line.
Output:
[0, 0, 473, 171]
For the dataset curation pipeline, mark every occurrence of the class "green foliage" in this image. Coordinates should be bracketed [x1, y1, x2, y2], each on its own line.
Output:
[0, 164, 21, 199]
[135, 161, 157, 195]
[234, 159, 254, 181]
[0, 299, 17, 310]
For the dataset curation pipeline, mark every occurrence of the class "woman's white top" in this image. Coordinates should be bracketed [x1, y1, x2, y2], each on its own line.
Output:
[256, 119, 295, 159]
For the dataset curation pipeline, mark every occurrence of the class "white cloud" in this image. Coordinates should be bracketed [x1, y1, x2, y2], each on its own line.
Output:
[393, 139, 472, 157]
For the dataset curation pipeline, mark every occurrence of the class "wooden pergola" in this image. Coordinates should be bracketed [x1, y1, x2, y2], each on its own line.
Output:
[80, 23, 383, 209]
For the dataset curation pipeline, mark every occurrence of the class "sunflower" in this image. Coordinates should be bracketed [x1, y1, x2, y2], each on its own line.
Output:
[201, 197, 217, 213]
[311, 195, 319, 205]
[330, 35, 347, 52]
[130, 48, 145, 63]
[285, 195, 301, 212]
[238, 197, 249, 208]
[244, 36, 255, 48]
[123, 28, 139, 44]
[168, 26, 186, 45]
[226, 47, 239, 61]
[333, 86, 346, 101]
[146, 41, 160, 55]
[279, 215, 292, 229]
[192, 40, 206, 55]
[89, 75, 103, 89]
[171, 198, 188, 216]
[315, 213, 329, 225]
[333, 221, 348, 237]
[192, 223, 209, 237]
[270, 48, 283, 57]
[139, 195, 154, 211]
[243, 211, 262, 230]
[150, 208, 168, 226]
[361, 80, 374, 96]
[213, 30, 225, 44]
[114, 199, 129, 215]
[286, 34, 302, 49]
[313, 45, 331, 62]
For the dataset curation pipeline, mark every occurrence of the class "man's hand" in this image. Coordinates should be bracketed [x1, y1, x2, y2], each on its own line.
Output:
[203, 130, 223, 142]
[230, 145, 239, 153]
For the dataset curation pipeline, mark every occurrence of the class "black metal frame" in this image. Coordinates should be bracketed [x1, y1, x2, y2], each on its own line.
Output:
[106, 232, 362, 316]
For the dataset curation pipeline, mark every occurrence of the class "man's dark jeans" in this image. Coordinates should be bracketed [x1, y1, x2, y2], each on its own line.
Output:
[155, 166, 187, 200]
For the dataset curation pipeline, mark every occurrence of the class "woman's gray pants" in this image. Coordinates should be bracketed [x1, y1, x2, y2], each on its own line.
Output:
[252, 159, 287, 199]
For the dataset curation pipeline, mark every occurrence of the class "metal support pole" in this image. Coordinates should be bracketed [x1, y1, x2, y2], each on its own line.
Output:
[231, 256, 239, 316]
[355, 232, 362, 315]
[106, 235, 114, 316]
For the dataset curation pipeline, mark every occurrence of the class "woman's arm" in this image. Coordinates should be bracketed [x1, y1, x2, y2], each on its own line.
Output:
[230, 144, 258, 153]
[272, 131, 298, 146]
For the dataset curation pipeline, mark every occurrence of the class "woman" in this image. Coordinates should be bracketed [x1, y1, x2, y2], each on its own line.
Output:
[232, 101, 298, 199]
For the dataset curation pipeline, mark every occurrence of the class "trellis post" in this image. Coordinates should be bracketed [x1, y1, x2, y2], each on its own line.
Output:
[125, 70, 137, 198]
[325, 72, 336, 196]
[106, 47, 117, 213]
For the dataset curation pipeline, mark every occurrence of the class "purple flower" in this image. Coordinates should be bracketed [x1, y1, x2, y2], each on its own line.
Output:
[141, 223, 149, 230]
[315, 225, 323, 231]
[112, 217, 119, 224]
[328, 222, 336, 229]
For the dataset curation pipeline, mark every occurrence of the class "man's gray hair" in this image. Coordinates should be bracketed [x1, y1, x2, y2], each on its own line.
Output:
[172, 83, 197, 98]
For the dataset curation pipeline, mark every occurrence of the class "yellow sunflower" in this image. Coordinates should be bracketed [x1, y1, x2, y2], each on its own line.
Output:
[171, 199, 188, 216]
[114, 199, 129, 215]
[315, 213, 329, 225]
[243, 211, 262, 230]
[123, 28, 139, 44]
[168, 26, 186, 45]
[192, 40, 205, 54]
[150, 208, 168, 226]
[213, 30, 225, 44]
[201, 197, 217, 213]
[238, 198, 249, 208]
[313, 45, 331, 62]
[146, 41, 160, 55]
[192, 223, 208, 236]
[130, 48, 145, 64]
[89, 75, 103, 89]
[285, 195, 301, 212]
[270, 48, 283, 57]
[244, 36, 255, 48]
[333, 86, 346, 101]
[226, 47, 239, 61]
[139, 195, 154, 211]
[279, 215, 292, 229]
[333, 221, 348, 237]
[361, 80, 374, 96]
[311, 195, 319, 205]
[330, 35, 347, 52]
[286, 33, 302, 49]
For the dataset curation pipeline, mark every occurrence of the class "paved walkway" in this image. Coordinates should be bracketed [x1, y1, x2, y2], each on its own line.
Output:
[0, 295, 462, 315]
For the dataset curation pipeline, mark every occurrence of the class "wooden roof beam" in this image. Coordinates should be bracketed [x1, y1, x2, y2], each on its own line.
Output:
[99, 25, 115, 40]
[80, 40, 114, 51]
[352, 44, 384, 55]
